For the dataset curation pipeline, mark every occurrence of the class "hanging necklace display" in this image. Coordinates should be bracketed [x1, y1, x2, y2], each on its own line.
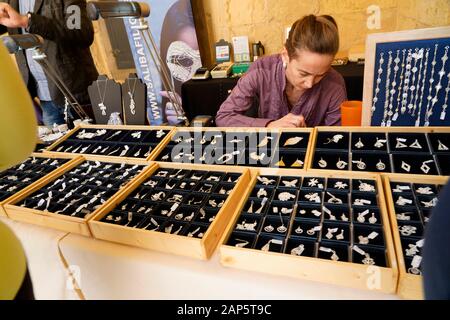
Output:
[416, 48, 430, 126]
[127, 77, 138, 115]
[411, 49, 424, 117]
[392, 49, 406, 122]
[400, 49, 413, 115]
[407, 48, 420, 114]
[424, 44, 439, 126]
[435, 46, 450, 120]
[96, 80, 108, 116]
[386, 50, 400, 126]
[426, 45, 448, 125]
[381, 51, 393, 126]
[441, 71, 450, 120]
[371, 52, 384, 116]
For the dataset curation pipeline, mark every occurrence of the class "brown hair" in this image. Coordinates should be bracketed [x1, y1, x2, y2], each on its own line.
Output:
[285, 14, 339, 58]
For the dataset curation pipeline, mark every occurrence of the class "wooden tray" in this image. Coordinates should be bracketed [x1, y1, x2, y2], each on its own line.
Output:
[219, 169, 399, 294]
[0, 153, 78, 217]
[306, 126, 450, 177]
[382, 173, 449, 299]
[89, 161, 252, 260]
[43, 124, 174, 163]
[3, 155, 151, 237]
[156, 127, 314, 171]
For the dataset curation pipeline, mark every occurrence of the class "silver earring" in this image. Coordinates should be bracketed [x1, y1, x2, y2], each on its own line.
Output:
[283, 61, 287, 69]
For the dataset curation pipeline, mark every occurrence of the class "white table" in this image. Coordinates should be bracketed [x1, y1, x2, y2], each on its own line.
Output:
[1, 217, 399, 300]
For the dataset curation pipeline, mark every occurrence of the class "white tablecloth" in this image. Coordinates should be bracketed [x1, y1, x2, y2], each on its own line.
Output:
[2, 218, 399, 300]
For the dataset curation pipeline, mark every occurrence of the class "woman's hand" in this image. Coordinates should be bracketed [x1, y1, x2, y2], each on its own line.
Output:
[0, 3, 29, 28]
[266, 113, 306, 128]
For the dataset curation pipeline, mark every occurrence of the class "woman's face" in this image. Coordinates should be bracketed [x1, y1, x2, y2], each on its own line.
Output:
[283, 48, 334, 91]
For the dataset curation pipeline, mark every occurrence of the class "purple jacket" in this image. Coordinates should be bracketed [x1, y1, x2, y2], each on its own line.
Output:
[215, 54, 347, 127]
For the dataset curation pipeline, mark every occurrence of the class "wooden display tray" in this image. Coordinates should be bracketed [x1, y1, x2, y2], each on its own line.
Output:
[219, 169, 399, 294]
[89, 162, 253, 260]
[0, 153, 78, 218]
[43, 124, 174, 163]
[306, 126, 450, 177]
[3, 155, 151, 237]
[382, 173, 449, 300]
[158, 127, 315, 170]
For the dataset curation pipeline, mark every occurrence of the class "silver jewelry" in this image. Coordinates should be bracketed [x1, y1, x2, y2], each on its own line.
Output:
[319, 246, 339, 261]
[281, 179, 298, 188]
[307, 225, 321, 236]
[156, 129, 166, 139]
[334, 181, 348, 189]
[341, 213, 349, 222]
[412, 49, 425, 117]
[352, 159, 367, 170]
[415, 48, 430, 125]
[376, 160, 386, 171]
[217, 151, 240, 163]
[355, 138, 364, 149]
[324, 134, 344, 144]
[401, 49, 413, 115]
[421, 197, 438, 208]
[374, 137, 387, 149]
[386, 50, 400, 126]
[247, 200, 254, 213]
[441, 70, 450, 120]
[371, 52, 384, 115]
[257, 176, 276, 185]
[357, 209, 369, 223]
[294, 225, 303, 234]
[264, 224, 274, 232]
[409, 139, 422, 149]
[327, 192, 343, 204]
[336, 229, 345, 240]
[305, 192, 321, 203]
[187, 226, 202, 237]
[278, 192, 296, 201]
[235, 239, 249, 248]
[438, 140, 449, 151]
[96, 80, 108, 116]
[396, 196, 413, 206]
[415, 186, 433, 195]
[284, 136, 303, 147]
[257, 136, 274, 147]
[399, 225, 417, 236]
[254, 198, 268, 214]
[290, 244, 305, 256]
[256, 188, 267, 198]
[396, 212, 412, 221]
[395, 138, 408, 148]
[292, 159, 304, 167]
[277, 212, 287, 233]
[401, 161, 411, 172]
[420, 160, 434, 174]
[381, 50, 393, 126]
[318, 158, 327, 168]
[326, 227, 338, 239]
[354, 198, 372, 206]
[261, 239, 283, 252]
[308, 178, 319, 188]
[407, 48, 420, 115]
[424, 44, 439, 126]
[336, 158, 348, 170]
[369, 213, 378, 224]
[250, 152, 266, 161]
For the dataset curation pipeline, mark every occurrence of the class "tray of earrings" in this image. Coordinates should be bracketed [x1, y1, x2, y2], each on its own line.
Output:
[0, 153, 77, 217]
[155, 127, 313, 169]
[3, 156, 149, 236]
[45, 124, 173, 162]
[220, 169, 398, 293]
[88, 161, 253, 260]
[308, 126, 450, 176]
[383, 174, 448, 299]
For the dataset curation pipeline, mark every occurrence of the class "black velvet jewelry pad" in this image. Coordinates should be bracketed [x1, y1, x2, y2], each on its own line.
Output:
[351, 132, 388, 152]
[391, 153, 438, 175]
[387, 133, 430, 153]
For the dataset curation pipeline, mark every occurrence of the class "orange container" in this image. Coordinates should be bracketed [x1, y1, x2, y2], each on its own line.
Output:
[341, 100, 362, 126]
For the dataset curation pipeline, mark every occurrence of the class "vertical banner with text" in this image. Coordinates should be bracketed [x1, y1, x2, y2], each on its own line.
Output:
[123, 0, 201, 125]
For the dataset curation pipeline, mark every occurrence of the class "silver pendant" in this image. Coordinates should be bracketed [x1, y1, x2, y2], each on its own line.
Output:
[98, 102, 107, 116]
[128, 92, 136, 115]
[376, 160, 386, 171]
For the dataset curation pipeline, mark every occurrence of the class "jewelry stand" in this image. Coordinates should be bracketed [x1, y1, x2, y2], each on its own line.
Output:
[121, 74, 147, 125]
[88, 75, 122, 124]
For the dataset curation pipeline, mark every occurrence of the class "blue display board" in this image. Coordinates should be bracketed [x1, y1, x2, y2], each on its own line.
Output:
[370, 37, 450, 127]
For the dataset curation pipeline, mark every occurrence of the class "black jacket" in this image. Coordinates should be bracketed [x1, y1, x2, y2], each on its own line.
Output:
[0, 0, 98, 105]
